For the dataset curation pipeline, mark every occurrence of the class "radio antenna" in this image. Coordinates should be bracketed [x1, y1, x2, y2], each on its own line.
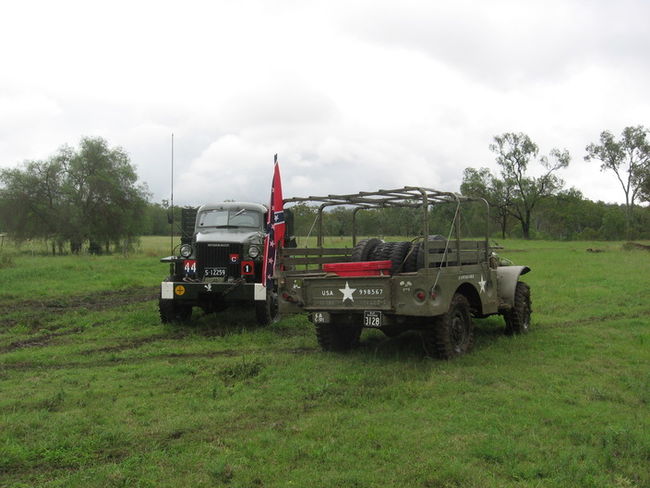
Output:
[170, 133, 174, 254]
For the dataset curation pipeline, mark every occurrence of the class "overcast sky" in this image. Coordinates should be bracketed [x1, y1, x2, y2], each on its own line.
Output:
[1, 0, 648, 206]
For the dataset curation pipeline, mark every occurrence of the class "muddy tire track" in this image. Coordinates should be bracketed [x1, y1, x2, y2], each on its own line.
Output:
[0, 286, 159, 330]
[0, 347, 317, 371]
[0, 286, 159, 352]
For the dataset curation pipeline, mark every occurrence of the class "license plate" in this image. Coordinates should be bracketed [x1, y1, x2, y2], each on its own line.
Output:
[204, 267, 226, 278]
[363, 311, 382, 327]
[312, 312, 330, 324]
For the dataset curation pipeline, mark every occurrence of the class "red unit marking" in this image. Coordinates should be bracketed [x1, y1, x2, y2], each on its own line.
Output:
[241, 261, 254, 275]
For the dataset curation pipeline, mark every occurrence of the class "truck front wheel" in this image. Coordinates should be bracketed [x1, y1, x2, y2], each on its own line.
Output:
[423, 293, 474, 359]
[159, 299, 192, 324]
[255, 286, 278, 326]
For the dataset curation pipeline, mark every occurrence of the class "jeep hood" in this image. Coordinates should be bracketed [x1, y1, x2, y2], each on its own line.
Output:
[195, 229, 264, 244]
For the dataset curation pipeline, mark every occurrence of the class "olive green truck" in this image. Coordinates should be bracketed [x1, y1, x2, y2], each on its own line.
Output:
[275, 187, 531, 359]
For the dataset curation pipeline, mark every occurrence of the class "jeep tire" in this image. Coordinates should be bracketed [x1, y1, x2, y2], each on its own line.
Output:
[350, 238, 383, 262]
[315, 315, 362, 351]
[504, 281, 531, 335]
[423, 293, 474, 359]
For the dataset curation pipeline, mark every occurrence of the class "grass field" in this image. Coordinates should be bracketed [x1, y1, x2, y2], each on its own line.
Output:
[0, 237, 649, 487]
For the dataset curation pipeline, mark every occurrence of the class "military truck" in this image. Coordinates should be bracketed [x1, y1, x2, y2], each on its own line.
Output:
[159, 202, 292, 325]
[275, 187, 531, 358]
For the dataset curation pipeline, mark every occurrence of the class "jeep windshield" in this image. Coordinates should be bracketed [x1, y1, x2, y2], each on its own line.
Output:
[197, 209, 263, 229]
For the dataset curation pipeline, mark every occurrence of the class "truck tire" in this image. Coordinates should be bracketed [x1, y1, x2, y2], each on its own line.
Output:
[423, 293, 474, 359]
[315, 316, 362, 351]
[255, 286, 278, 326]
[350, 238, 383, 262]
[504, 282, 531, 335]
[159, 299, 192, 324]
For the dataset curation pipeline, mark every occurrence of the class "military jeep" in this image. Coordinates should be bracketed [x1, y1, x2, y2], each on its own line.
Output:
[275, 187, 531, 358]
[159, 202, 288, 325]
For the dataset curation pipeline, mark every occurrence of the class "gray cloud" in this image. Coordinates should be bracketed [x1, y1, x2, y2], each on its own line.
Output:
[1, 0, 648, 209]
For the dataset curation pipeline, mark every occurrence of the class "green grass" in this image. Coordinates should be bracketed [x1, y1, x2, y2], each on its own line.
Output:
[0, 237, 649, 487]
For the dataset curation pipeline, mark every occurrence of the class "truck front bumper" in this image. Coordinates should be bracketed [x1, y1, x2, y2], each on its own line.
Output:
[161, 281, 266, 302]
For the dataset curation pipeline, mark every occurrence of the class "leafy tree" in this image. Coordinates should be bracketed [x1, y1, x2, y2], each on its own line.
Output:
[0, 137, 149, 254]
[490, 133, 570, 239]
[460, 167, 512, 238]
[585, 126, 650, 235]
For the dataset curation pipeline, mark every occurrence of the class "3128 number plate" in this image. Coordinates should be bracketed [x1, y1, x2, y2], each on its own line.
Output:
[363, 311, 382, 327]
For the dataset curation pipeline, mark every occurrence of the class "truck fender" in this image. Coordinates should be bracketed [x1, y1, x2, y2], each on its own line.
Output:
[496, 266, 531, 308]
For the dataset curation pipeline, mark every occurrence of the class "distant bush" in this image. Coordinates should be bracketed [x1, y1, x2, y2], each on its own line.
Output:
[0, 254, 14, 269]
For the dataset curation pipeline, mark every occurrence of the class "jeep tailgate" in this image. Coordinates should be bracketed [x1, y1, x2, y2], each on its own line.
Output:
[301, 276, 393, 311]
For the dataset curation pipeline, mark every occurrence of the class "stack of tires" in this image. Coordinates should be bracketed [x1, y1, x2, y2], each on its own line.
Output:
[350, 236, 446, 274]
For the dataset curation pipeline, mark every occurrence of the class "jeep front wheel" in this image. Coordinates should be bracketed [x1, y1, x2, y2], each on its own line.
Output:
[504, 282, 531, 335]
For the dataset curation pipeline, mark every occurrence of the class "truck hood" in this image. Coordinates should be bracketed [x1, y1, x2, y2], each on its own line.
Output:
[195, 229, 264, 245]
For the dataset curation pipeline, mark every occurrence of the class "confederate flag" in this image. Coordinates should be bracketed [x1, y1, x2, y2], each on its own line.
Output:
[262, 155, 285, 286]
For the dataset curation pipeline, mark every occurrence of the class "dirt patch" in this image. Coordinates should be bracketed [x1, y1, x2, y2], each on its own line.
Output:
[622, 242, 650, 251]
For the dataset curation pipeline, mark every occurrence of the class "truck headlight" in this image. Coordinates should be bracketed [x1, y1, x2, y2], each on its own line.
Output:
[179, 244, 193, 258]
[248, 245, 260, 258]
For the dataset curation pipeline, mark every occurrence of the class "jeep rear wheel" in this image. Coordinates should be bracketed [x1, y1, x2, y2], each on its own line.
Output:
[315, 316, 362, 351]
[423, 293, 474, 359]
[159, 299, 192, 324]
[504, 282, 531, 335]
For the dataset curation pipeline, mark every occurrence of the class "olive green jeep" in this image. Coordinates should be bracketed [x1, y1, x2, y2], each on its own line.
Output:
[275, 187, 531, 358]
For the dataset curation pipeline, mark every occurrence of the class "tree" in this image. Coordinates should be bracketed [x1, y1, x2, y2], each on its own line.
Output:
[460, 167, 512, 238]
[585, 126, 650, 236]
[490, 133, 570, 239]
[0, 137, 149, 254]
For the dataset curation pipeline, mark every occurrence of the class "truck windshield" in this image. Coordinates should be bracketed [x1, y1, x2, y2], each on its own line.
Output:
[198, 209, 263, 229]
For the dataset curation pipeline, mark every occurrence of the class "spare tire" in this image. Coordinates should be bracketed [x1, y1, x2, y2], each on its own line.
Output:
[370, 241, 395, 261]
[403, 242, 422, 272]
[350, 238, 383, 262]
[388, 241, 412, 274]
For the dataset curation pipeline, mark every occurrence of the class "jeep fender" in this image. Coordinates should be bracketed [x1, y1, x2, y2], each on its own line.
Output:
[496, 266, 531, 308]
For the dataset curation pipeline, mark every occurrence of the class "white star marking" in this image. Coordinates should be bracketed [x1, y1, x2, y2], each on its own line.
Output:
[478, 275, 486, 293]
[339, 281, 357, 302]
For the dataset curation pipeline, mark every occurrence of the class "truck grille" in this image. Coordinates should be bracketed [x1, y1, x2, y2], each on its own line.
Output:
[196, 243, 243, 280]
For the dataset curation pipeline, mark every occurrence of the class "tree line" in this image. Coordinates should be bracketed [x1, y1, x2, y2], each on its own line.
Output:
[461, 127, 650, 240]
[1, 128, 649, 255]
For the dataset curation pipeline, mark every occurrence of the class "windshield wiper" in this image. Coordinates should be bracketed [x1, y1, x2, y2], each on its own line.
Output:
[213, 225, 239, 229]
